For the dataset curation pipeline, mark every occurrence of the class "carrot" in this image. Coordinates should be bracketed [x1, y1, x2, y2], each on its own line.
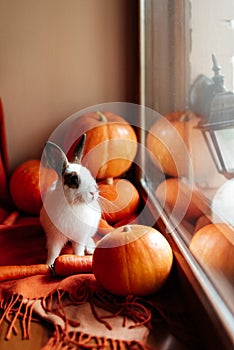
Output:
[2, 210, 19, 225]
[0, 264, 50, 282]
[54, 254, 93, 277]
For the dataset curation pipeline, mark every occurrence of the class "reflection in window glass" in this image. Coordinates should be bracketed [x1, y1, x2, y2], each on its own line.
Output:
[215, 128, 234, 171]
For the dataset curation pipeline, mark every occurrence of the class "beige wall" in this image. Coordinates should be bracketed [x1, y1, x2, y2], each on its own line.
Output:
[190, 0, 234, 90]
[0, 0, 138, 172]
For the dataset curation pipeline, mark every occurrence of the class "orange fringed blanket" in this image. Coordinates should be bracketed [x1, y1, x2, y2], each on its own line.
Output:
[0, 218, 154, 349]
[0, 273, 153, 349]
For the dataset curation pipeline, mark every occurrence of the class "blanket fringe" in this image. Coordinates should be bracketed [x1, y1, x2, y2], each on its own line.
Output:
[41, 326, 151, 350]
[0, 292, 36, 340]
[40, 279, 153, 332]
[93, 288, 152, 330]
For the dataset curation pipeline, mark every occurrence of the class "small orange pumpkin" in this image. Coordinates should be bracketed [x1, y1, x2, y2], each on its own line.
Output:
[147, 111, 225, 186]
[10, 160, 57, 215]
[114, 213, 139, 228]
[97, 217, 114, 236]
[98, 177, 140, 224]
[93, 224, 173, 296]
[194, 214, 212, 234]
[64, 111, 138, 180]
[190, 223, 234, 284]
[155, 178, 207, 223]
[146, 111, 189, 177]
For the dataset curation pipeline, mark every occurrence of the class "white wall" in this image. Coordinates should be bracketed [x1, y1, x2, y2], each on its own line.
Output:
[189, 0, 234, 188]
[190, 0, 234, 91]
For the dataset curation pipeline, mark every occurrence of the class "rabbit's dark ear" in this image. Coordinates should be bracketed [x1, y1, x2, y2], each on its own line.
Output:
[44, 142, 69, 176]
[72, 134, 86, 164]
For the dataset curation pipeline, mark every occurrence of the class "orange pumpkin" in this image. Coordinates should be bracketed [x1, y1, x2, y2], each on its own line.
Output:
[93, 224, 173, 296]
[114, 213, 139, 228]
[155, 178, 207, 223]
[97, 217, 114, 236]
[10, 160, 57, 215]
[194, 214, 212, 234]
[146, 111, 225, 186]
[64, 111, 138, 179]
[98, 177, 140, 224]
[190, 223, 234, 284]
[146, 111, 189, 177]
[96, 215, 139, 240]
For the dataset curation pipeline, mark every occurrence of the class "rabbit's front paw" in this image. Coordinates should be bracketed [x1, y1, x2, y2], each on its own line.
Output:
[72, 241, 85, 256]
[85, 245, 95, 255]
[72, 237, 95, 256]
[85, 236, 96, 255]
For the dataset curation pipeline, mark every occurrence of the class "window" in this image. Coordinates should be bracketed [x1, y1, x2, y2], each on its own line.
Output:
[139, 1, 234, 348]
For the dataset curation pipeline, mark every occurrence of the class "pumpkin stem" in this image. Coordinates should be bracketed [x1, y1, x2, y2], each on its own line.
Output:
[96, 111, 108, 123]
[122, 225, 131, 232]
[179, 111, 190, 122]
[106, 177, 114, 185]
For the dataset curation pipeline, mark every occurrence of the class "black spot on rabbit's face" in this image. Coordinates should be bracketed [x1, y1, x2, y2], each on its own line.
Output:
[63, 172, 80, 189]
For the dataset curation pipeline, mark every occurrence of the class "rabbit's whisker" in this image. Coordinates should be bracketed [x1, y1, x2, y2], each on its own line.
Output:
[98, 194, 122, 213]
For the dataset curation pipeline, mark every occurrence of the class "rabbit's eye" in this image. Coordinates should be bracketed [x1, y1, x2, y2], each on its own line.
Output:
[64, 172, 80, 188]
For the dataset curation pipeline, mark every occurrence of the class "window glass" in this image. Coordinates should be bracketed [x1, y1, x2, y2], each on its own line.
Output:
[140, 0, 234, 336]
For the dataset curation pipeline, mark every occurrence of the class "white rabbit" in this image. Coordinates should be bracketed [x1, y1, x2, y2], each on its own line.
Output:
[40, 134, 101, 266]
